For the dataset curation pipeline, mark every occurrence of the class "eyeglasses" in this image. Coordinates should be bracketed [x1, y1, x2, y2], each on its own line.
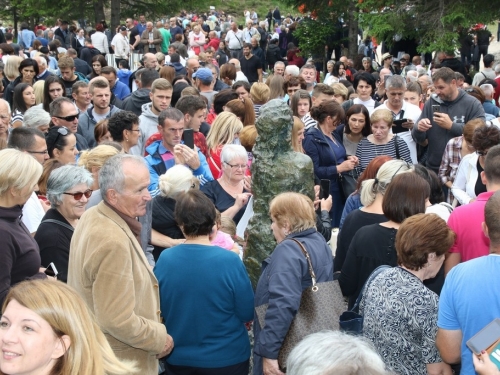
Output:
[63, 189, 92, 200]
[391, 161, 411, 180]
[55, 113, 79, 122]
[224, 162, 247, 170]
[27, 150, 49, 155]
[477, 150, 488, 156]
[128, 128, 141, 133]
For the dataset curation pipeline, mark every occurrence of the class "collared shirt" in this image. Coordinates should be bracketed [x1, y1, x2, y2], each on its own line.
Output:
[438, 135, 464, 203]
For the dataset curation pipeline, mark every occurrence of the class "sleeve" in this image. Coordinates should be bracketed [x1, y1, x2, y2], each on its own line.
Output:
[230, 257, 255, 322]
[154, 31, 163, 45]
[192, 150, 214, 185]
[145, 156, 161, 195]
[338, 233, 361, 296]
[316, 210, 332, 242]
[438, 140, 453, 185]
[302, 136, 339, 179]
[419, 297, 443, 364]
[37, 228, 69, 282]
[412, 103, 432, 143]
[437, 269, 461, 330]
[0, 235, 15, 306]
[253, 245, 305, 359]
[451, 157, 473, 205]
[339, 194, 359, 230]
[397, 137, 413, 165]
[89, 237, 167, 353]
[140, 30, 148, 44]
[200, 181, 217, 204]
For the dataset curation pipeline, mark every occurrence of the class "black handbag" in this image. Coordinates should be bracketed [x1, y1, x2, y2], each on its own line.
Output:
[255, 238, 346, 372]
[339, 265, 390, 334]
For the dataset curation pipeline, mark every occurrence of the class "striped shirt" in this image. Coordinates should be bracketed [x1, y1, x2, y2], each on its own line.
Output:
[302, 114, 317, 129]
[355, 135, 412, 173]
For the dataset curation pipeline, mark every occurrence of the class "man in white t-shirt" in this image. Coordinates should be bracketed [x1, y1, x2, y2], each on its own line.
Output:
[225, 22, 244, 58]
[373, 75, 421, 164]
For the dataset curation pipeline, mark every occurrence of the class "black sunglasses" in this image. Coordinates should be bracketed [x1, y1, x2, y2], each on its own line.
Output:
[63, 189, 92, 200]
[55, 113, 80, 122]
[47, 126, 70, 148]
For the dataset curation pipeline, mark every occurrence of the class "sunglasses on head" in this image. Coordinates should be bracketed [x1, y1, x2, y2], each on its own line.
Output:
[63, 189, 93, 200]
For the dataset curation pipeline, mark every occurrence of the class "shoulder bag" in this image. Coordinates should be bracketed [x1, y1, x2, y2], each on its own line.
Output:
[339, 265, 391, 334]
[41, 219, 75, 232]
[255, 238, 346, 372]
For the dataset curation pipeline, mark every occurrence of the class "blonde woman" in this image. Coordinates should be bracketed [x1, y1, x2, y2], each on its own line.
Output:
[189, 25, 206, 56]
[3, 55, 23, 84]
[0, 279, 137, 375]
[206, 112, 244, 178]
[32, 80, 45, 105]
[250, 82, 270, 118]
[292, 116, 306, 154]
[78, 145, 120, 209]
[268, 74, 284, 100]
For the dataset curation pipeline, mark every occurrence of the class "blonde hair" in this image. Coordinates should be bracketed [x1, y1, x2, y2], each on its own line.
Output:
[360, 159, 413, 206]
[270, 192, 316, 233]
[0, 148, 42, 196]
[78, 145, 120, 172]
[4, 55, 23, 81]
[268, 74, 284, 99]
[250, 82, 270, 104]
[206, 112, 243, 151]
[158, 164, 198, 198]
[2, 280, 137, 375]
[331, 82, 349, 100]
[33, 80, 45, 105]
[370, 108, 393, 126]
[292, 116, 305, 153]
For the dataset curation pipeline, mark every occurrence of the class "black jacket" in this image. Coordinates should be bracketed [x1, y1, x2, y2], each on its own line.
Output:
[266, 43, 283, 69]
[151, 196, 184, 261]
[121, 88, 151, 116]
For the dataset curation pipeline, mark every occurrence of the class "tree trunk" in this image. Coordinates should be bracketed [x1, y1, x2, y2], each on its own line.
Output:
[347, 0, 359, 59]
[110, 0, 120, 38]
[93, 0, 105, 26]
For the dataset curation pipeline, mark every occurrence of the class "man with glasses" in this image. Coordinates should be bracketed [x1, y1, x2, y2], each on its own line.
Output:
[51, 96, 89, 150]
[78, 78, 121, 147]
[144, 108, 213, 197]
[7, 126, 50, 234]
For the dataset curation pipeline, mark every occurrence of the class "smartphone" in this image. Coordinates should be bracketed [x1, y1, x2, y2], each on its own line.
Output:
[393, 118, 409, 134]
[44, 262, 58, 277]
[467, 318, 500, 355]
[183, 129, 194, 149]
[432, 104, 440, 113]
[319, 179, 331, 200]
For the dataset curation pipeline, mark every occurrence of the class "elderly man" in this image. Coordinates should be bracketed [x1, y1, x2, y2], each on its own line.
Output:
[68, 154, 173, 374]
[225, 22, 244, 58]
[34, 55, 53, 80]
[299, 63, 316, 94]
[111, 26, 130, 66]
[141, 22, 162, 54]
[7, 123, 50, 234]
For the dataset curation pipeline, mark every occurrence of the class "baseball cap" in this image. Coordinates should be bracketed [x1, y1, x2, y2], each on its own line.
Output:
[193, 67, 213, 82]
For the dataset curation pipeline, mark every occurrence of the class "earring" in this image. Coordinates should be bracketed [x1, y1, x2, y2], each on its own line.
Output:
[126, 138, 129, 142]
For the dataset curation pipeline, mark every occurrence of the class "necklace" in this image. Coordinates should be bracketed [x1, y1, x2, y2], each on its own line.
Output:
[373, 139, 389, 157]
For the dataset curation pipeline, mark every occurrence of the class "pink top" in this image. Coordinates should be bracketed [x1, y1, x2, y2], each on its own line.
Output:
[447, 191, 493, 261]
[211, 230, 235, 250]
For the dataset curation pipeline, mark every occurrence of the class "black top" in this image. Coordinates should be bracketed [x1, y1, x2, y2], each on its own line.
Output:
[0, 205, 45, 306]
[239, 55, 262, 83]
[334, 209, 387, 272]
[128, 26, 140, 46]
[339, 224, 398, 308]
[475, 159, 487, 196]
[151, 196, 184, 261]
[201, 180, 248, 225]
[35, 208, 74, 283]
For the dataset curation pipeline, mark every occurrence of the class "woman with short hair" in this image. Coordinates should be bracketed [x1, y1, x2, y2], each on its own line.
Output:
[341, 71, 380, 114]
[107, 110, 141, 154]
[355, 109, 412, 173]
[154, 189, 254, 375]
[339, 172, 430, 308]
[35, 165, 93, 282]
[45, 126, 79, 165]
[0, 148, 44, 306]
[360, 214, 455, 375]
[202, 144, 251, 225]
[0, 279, 137, 375]
[3, 58, 39, 107]
[253, 192, 335, 375]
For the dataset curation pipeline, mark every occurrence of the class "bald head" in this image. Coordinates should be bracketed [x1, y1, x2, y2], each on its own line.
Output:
[339, 56, 348, 64]
[229, 58, 241, 70]
[143, 53, 158, 69]
[146, 22, 153, 31]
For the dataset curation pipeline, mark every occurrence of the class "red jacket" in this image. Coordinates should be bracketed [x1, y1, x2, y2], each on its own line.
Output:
[207, 37, 220, 51]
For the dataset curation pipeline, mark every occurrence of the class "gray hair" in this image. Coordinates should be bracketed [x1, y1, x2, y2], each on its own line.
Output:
[0, 98, 11, 113]
[385, 74, 406, 90]
[360, 160, 413, 207]
[24, 106, 51, 129]
[158, 165, 196, 198]
[47, 165, 93, 208]
[286, 331, 388, 375]
[480, 83, 494, 97]
[99, 154, 147, 202]
[406, 70, 418, 82]
[285, 65, 300, 77]
[221, 144, 248, 165]
[275, 61, 285, 68]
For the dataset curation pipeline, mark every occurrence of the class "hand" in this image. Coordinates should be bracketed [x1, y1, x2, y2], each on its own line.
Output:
[338, 158, 356, 173]
[263, 358, 285, 375]
[320, 195, 333, 212]
[402, 119, 414, 129]
[234, 192, 252, 209]
[417, 118, 432, 132]
[173, 144, 201, 170]
[156, 334, 174, 358]
[433, 112, 453, 130]
[347, 155, 359, 166]
[243, 175, 252, 193]
[473, 351, 500, 375]
[314, 185, 320, 201]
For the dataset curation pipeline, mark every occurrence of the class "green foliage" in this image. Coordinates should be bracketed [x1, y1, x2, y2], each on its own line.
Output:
[293, 15, 340, 58]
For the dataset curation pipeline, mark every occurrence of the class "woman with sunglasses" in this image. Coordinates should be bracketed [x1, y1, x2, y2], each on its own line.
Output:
[10, 83, 35, 128]
[45, 126, 79, 165]
[35, 165, 93, 283]
[201, 144, 251, 225]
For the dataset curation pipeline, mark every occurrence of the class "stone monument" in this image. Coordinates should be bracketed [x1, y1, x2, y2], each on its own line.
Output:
[244, 99, 315, 287]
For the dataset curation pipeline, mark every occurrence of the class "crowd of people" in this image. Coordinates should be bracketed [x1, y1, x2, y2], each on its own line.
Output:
[0, 9, 500, 375]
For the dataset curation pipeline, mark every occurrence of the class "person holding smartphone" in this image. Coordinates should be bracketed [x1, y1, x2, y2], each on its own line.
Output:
[412, 67, 485, 174]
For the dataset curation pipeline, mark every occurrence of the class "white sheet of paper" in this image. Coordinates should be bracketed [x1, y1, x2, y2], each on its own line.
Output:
[236, 196, 254, 238]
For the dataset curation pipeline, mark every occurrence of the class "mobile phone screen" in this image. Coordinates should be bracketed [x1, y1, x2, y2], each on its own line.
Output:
[183, 129, 194, 149]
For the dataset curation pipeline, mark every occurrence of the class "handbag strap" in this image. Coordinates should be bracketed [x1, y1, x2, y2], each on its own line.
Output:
[41, 219, 75, 232]
[394, 134, 400, 160]
[288, 238, 317, 286]
[350, 264, 390, 312]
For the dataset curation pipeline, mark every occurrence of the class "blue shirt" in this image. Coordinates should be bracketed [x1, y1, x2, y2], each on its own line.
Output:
[112, 80, 131, 100]
[19, 29, 36, 49]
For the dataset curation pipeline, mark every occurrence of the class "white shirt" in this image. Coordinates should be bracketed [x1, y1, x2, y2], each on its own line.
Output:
[111, 33, 130, 59]
[243, 27, 258, 43]
[22, 192, 45, 234]
[225, 29, 244, 50]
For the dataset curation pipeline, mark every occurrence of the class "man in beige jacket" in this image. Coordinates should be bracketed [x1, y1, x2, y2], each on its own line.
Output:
[68, 154, 173, 374]
[141, 22, 163, 54]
